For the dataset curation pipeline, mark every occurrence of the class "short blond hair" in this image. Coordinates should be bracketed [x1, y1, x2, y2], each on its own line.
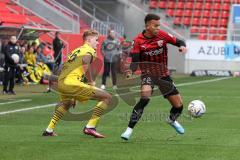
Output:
[83, 29, 99, 41]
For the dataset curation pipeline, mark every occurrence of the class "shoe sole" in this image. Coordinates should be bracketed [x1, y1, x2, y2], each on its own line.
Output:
[84, 131, 105, 138]
[121, 136, 129, 141]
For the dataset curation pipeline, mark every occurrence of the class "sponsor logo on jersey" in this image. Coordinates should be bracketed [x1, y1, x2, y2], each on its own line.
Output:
[144, 48, 163, 56]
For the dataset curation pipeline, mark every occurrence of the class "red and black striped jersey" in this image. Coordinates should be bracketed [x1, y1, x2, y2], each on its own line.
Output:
[131, 30, 177, 77]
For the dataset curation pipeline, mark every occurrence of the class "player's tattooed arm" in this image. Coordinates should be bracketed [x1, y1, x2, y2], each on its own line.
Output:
[82, 53, 95, 85]
[82, 53, 93, 65]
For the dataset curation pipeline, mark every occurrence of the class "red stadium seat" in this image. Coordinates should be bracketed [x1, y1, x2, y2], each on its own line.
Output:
[183, 17, 191, 26]
[173, 17, 181, 25]
[201, 18, 209, 26]
[184, 10, 192, 17]
[199, 27, 208, 33]
[198, 34, 207, 40]
[192, 18, 200, 26]
[210, 18, 219, 27]
[166, 9, 174, 17]
[212, 11, 219, 18]
[209, 27, 218, 34]
[222, 3, 230, 11]
[0, 2, 6, 7]
[0, 7, 10, 13]
[0, 0, 11, 3]
[0, 13, 27, 24]
[225, 0, 232, 3]
[221, 11, 229, 18]
[185, 2, 193, 9]
[219, 35, 226, 40]
[202, 10, 210, 18]
[193, 10, 201, 17]
[176, 2, 184, 9]
[204, 3, 211, 10]
[175, 9, 183, 17]
[208, 35, 218, 40]
[158, 1, 166, 9]
[220, 19, 228, 27]
[167, 1, 175, 9]
[190, 26, 199, 34]
[213, 3, 221, 10]
[195, 2, 202, 10]
[219, 27, 227, 34]
[149, 0, 158, 9]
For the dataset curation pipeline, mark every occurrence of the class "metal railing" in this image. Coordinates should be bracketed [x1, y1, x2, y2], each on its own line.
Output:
[78, 0, 124, 36]
[54, 0, 97, 27]
[44, 0, 79, 22]
[91, 20, 124, 36]
[79, 0, 122, 24]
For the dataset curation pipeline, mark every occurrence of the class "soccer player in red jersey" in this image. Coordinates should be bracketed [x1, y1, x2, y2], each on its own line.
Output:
[121, 14, 187, 140]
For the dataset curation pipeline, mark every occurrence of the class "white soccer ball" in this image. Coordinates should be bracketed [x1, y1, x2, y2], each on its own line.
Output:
[11, 54, 19, 63]
[188, 100, 206, 117]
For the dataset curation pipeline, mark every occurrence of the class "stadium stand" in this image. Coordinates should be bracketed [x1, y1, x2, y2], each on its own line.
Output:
[149, 0, 240, 40]
[0, 0, 57, 28]
[0, 0, 92, 60]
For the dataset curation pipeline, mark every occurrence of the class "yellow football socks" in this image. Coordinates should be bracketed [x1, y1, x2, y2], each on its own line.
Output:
[47, 105, 67, 132]
[86, 101, 108, 128]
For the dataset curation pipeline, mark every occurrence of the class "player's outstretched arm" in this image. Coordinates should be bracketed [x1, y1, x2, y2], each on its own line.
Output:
[124, 53, 139, 78]
[175, 38, 187, 54]
[130, 53, 139, 72]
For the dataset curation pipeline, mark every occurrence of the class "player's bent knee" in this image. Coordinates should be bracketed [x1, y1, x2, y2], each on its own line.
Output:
[103, 93, 112, 105]
[61, 100, 74, 110]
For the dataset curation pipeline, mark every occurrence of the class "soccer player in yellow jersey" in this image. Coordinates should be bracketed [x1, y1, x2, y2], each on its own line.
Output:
[42, 30, 112, 138]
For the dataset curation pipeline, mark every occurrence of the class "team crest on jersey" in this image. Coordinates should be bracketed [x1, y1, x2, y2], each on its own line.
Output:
[131, 40, 135, 47]
[157, 40, 163, 47]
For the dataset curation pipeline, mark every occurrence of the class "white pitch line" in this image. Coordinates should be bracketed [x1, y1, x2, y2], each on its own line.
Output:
[0, 103, 57, 115]
[120, 77, 232, 93]
[0, 77, 232, 115]
[0, 99, 32, 105]
[176, 77, 231, 87]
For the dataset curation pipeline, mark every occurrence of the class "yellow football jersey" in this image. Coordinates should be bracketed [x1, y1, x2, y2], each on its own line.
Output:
[25, 52, 36, 66]
[58, 43, 96, 82]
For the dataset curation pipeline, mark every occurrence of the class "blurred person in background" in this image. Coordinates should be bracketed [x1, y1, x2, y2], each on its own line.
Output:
[15, 46, 26, 84]
[32, 41, 39, 53]
[0, 40, 5, 85]
[25, 46, 36, 66]
[24, 46, 41, 83]
[53, 32, 64, 69]
[2, 36, 20, 95]
[36, 46, 54, 71]
[120, 34, 132, 74]
[100, 30, 122, 90]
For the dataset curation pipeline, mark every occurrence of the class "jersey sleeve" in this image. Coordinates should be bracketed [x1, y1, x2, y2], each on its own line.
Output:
[160, 30, 177, 45]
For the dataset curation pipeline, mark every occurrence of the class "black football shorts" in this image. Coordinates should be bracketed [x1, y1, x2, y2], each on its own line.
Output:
[141, 75, 179, 98]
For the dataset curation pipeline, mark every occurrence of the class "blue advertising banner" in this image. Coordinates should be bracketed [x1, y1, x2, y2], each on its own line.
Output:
[225, 43, 240, 61]
[233, 5, 240, 23]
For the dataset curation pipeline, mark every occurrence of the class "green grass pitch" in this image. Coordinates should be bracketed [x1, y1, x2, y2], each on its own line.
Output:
[0, 76, 240, 160]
